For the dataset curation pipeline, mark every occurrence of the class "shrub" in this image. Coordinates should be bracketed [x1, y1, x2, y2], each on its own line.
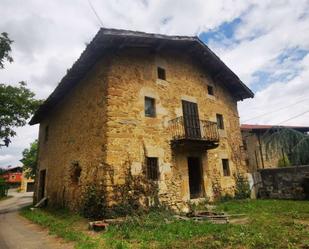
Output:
[277, 155, 291, 167]
[234, 173, 251, 199]
[220, 193, 234, 202]
[81, 184, 108, 219]
[0, 178, 8, 198]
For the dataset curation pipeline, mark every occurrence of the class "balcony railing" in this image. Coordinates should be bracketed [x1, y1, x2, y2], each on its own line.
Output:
[168, 116, 219, 145]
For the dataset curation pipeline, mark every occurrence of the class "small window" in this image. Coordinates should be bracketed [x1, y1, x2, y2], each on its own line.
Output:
[207, 85, 214, 96]
[242, 139, 247, 150]
[44, 125, 49, 142]
[216, 114, 224, 130]
[157, 67, 166, 80]
[71, 162, 82, 184]
[145, 97, 156, 117]
[146, 157, 159, 181]
[245, 159, 250, 166]
[222, 159, 230, 176]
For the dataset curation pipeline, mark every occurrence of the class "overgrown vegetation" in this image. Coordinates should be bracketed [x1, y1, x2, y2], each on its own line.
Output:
[234, 173, 251, 199]
[20, 140, 38, 178]
[81, 185, 108, 219]
[81, 157, 160, 220]
[22, 200, 309, 249]
[264, 127, 309, 165]
[0, 177, 9, 198]
[277, 155, 291, 167]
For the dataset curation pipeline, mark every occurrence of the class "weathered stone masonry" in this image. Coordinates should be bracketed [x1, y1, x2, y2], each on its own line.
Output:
[31, 29, 253, 212]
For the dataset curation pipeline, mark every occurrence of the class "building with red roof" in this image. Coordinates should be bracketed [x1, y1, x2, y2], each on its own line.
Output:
[240, 124, 309, 171]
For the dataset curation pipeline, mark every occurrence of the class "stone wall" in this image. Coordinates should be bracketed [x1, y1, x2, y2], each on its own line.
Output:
[258, 165, 309, 199]
[35, 48, 247, 212]
[34, 55, 112, 209]
[104, 48, 246, 211]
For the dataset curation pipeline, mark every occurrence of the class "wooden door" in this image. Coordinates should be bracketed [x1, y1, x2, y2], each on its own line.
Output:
[182, 100, 201, 139]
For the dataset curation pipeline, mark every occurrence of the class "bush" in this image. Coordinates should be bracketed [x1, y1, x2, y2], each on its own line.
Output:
[220, 193, 234, 202]
[234, 173, 251, 199]
[277, 155, 291, 167]
[0, 178, 8, 198]
[81, 184, 108, 219]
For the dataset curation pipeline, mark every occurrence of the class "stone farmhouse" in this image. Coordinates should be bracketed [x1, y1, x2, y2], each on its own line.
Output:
[241, 124, 309, 172]
[30, 28, 254, 212]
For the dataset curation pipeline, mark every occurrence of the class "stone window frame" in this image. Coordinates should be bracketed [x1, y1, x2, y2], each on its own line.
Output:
[157, 66, 166, 80]
[216, 113, 224, 130]
[222, 158, 231, 177]
[70, 161, 82, 185]
[144, 96, 156, 118]
[207, 84, 215, 96]
[146, 157, 160, 181]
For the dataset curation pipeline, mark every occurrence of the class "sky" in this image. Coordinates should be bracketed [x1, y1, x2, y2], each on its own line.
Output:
[1, 0, 309, 167]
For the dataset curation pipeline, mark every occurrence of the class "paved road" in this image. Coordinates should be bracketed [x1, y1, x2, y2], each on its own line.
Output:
[0, 190, 74, 249]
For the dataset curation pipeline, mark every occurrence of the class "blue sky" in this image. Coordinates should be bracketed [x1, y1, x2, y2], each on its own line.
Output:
[1, 0, 309, 167]
[200, 18, 242, 44]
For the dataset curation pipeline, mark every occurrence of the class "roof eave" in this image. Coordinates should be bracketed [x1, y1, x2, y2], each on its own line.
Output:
[30, 28, 254, 125]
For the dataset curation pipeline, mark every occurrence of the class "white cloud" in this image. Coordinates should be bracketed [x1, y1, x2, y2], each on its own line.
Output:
[0, 154, 14, 164]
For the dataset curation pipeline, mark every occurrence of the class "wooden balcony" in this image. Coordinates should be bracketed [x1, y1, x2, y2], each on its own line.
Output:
[168, 116, 219, 150]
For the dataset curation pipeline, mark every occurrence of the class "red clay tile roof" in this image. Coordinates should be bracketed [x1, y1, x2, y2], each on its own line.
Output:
[241, 124, 309, 132]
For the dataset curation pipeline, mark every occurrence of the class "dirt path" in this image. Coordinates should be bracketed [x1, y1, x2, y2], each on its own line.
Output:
[0, 190, 74, 249]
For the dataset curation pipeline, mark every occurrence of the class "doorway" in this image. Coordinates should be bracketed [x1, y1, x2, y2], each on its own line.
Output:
[187, 157, 204, 199]
[38, 169, 46, 200]
[26, 182, 35, 192]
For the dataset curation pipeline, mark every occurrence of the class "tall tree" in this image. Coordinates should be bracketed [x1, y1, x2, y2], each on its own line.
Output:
[264, 127, 309, 165]
[0, 82, 41, 147]
[0, 32, 41, 147]
[0, 32, 13, 68]
[20, 140, 38, 178]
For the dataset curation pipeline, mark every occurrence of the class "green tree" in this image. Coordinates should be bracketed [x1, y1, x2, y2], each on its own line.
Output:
[264, 127, 309, 165]
[0, 32, 41, 147]
[0, 32, 13, 68]
[0, 82, 41, 147]
[20, 140, 38, 178]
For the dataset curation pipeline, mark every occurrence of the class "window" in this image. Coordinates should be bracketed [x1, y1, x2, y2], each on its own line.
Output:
[146, 157, 159, 181]
[157, 67, 166, 80]
[145, 97, 156, 117]
[216, 114, 224, 130]
[71, 162, 82, 184]
[207, 85, 214, 96]
[44, 125, 49, 142]
[222, 159, 230, 176]
[242, 139, 247, 150]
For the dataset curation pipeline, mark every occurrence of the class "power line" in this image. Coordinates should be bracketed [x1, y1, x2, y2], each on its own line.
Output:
[242, 97, 309, 122]
[261, 109, 309, 139]
[278, 109, 309, 125]
[87, 0, 104, 27]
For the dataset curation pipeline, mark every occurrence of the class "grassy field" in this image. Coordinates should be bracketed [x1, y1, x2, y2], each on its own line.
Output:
[21, 200, 309, 249]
